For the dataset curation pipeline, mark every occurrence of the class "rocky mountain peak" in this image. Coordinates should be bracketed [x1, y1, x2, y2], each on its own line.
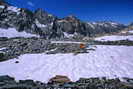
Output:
[0, 1, 128, 40]
[65, 15, 79, 22]
[34, 8, 56, 24]
[34, 8, 47, 16]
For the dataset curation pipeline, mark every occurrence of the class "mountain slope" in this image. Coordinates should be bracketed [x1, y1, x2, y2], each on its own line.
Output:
[0, 1, 127, 39]
[0, 0, 133, 86]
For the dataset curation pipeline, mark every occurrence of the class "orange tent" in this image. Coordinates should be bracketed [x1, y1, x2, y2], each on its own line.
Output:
[79, 43, 85, 49]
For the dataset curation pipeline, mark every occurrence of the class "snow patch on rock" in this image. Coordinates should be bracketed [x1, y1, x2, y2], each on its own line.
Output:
[7, 6, 20, 14]
[0, 28, 39, 38]
[0, 5, 5, 9]
[35, 19, 47, 28]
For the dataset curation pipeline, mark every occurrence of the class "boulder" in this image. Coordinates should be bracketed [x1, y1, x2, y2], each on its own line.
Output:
[0, 52, 5, 62]
[48, 75, 71, 84]
[0, 75, 14, 82]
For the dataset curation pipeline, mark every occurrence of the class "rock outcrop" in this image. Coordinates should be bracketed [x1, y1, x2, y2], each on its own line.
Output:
[0, 75, 133, 89]
[48, 75, 71, 84]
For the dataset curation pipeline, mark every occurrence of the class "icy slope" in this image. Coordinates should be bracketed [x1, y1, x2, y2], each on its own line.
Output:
[128, 30, 133, 33]
[0, 45, 133, 82]
[0, 28, 39, 38]
[95, 35, 133, 41]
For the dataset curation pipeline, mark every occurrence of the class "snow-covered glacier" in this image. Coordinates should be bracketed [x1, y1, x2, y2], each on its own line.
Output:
[0, 45, 133, 83]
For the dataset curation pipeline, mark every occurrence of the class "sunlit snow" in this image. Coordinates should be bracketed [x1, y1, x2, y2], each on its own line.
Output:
[35, 19, 47, 28]
[128, 30, 133, 33]
[0, 5, 5, 9]
[95, 35, 133, 41]
[7, 6, 20, 14]
[0, 45, 133, 82]
[0, 28, 39, 38]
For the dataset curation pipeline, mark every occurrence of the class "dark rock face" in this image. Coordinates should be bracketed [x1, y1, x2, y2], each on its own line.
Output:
[34, 8, 56, 25]
[0, 37, 51, 60]
[0, 0, 9, 6]
[0, 53, 5, 62]
[0, 37, 89, 60]
[0, 2, 127, 40]
[0, 75, 14, 82]
[128, 22, 133, 30]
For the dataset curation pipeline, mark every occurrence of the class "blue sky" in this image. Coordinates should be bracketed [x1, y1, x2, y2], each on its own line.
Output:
[7, 0, 133, 24]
